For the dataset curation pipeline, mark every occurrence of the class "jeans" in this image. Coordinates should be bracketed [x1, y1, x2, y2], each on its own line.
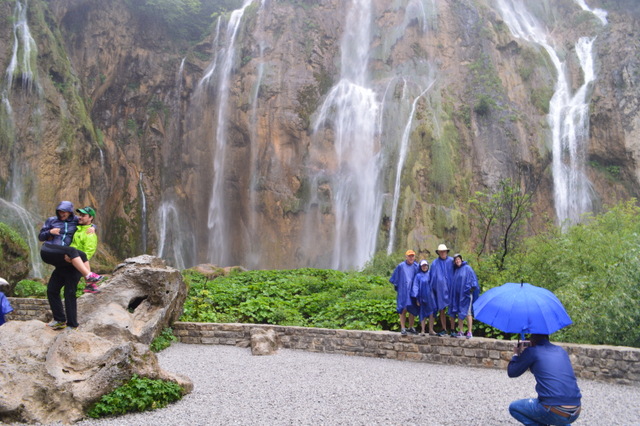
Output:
[509, 398, 580, 426]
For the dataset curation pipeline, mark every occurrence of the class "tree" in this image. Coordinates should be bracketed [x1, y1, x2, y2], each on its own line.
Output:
[469, 173, 536, 270]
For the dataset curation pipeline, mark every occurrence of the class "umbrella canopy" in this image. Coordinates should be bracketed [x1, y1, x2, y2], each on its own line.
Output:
[473, 282, 572, 339]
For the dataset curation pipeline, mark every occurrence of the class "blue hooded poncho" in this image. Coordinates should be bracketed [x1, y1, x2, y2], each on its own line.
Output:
[429, 256, 453, 311]
[0, 291, 13, 325]
[412, 263, 436, 320]
[390, 260, 419, 315]
[449, 260, 479, 318]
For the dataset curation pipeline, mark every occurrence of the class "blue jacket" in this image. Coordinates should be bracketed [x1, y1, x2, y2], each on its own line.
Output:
[412, 268, 436, 319]
[449, 261, 479, 315]
[390, 261, 419, 315]
[508, 339, 582, 406]
[429, 256, 453, 310]
[0, 291, 13, 325]
[38, 201, 79, 246]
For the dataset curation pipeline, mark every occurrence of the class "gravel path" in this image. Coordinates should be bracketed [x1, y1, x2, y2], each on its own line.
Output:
[74, 343, 640, 426]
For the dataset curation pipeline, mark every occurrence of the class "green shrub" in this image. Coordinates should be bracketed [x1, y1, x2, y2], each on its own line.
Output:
[150, 327, 178, 352]
[86, 375, 183, 418]
[180, 268, 400, 330]
[485, 200, 640, 347]
[13, 279, 47, 298]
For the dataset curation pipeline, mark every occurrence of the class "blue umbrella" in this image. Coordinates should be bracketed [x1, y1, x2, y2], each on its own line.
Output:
[473, 282, 572, 339]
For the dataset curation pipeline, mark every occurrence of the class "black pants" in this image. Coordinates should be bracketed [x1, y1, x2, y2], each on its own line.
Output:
[40, 242, 87, 265]
[41, 243, 85, 327]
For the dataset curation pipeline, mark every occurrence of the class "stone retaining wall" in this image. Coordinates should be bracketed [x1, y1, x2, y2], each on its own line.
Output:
[6, 298, 639, 385]
[173, 322, 640, 386]
[5, 297, 51, 323]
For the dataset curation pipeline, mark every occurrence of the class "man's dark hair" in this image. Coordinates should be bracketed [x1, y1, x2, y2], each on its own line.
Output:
[529, 334, 549, 345]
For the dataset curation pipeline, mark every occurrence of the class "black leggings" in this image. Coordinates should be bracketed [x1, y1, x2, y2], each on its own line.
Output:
[40, 242, 88, 267]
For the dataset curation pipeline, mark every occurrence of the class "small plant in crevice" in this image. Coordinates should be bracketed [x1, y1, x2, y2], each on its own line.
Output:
[86, 374, 183, 418]
[150, 327, 178, 352]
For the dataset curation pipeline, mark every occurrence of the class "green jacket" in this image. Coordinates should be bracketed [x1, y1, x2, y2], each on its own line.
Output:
[71, 224, 98, 260]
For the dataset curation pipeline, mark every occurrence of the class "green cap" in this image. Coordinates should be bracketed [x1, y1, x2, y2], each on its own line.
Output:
[76, 206, 96, 218]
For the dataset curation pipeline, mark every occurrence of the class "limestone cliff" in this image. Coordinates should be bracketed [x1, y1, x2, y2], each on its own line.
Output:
[0, 0, 638, 272]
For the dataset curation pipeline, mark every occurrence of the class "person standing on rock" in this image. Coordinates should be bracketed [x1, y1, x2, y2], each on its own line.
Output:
[39, 202, 102, 330]
[508, 334, 582, 425]
[411, 259, 437, 335]
[429, 244, 453, 336]
[448, 254, 479, 338]
[389, 250, 419, 335]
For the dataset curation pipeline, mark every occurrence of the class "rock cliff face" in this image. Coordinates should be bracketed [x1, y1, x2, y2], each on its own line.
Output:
[0, 0, 638, 271]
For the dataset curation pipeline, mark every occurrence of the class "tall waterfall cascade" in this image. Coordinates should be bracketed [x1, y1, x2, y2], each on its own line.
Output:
[0, 0, 44, 277]
[496, 0, 606, 228]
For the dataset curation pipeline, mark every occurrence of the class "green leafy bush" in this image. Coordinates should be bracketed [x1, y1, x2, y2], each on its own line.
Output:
[150, 327, 178, 352]
[86, 375, 183, 418]
[13, 279, 47, 298]
[482, 200, 640, 347]
[181, 268, 398, 331]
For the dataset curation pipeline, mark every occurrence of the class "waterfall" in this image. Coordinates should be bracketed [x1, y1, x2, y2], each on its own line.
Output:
[156, 201, 194, 270]
[0, 199, 44, 278]
[496, 0, 604, 228]
[0, 0, 45, 277]
[206, 0, 255, 266]
[387, 82, 435, 254]
[308, 0, 382, 270]
[574, 0, 607, 25]
[139, 172, 147, 253]
[246, 1, 268, 268]
[156, 57, 190, 268]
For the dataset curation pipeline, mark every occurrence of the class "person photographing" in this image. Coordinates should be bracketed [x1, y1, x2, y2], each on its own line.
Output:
[507, 334, 582, 425]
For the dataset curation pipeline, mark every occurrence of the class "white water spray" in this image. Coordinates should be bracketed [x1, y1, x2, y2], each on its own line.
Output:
[139, 172, 147, 253]
[387, 82, 435, 254]
[207, 0, 255, 265]
[497, 0, 603, 227]
[310, 0, 382, 270]
[574, 0, 607, 25]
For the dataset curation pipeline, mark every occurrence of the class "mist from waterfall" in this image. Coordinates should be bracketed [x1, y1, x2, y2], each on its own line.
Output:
[496, 0, 604, 228]
[139, 172, 147, 254]
[307, 0, 382, 270]
[246, 1, 268, 269]
[206, 0, 255, 266]
[387, 81, 435, 254]
[0, 0, 44, 277]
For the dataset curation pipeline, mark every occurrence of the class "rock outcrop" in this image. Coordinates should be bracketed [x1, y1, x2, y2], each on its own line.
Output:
[0, 255, 192, 424]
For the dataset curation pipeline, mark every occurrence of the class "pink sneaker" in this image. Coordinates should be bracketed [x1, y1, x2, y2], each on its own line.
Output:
[83, 283, 100, 294]
[86, 272, 104, 283]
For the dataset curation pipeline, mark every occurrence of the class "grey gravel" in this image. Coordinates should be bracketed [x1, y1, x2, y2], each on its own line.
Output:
[72, 343, 640, 426]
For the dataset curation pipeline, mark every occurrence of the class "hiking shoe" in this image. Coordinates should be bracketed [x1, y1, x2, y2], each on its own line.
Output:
[466, 331, 473, 339]
[86, 272, 104, 283]
[428, 331, 437, 336]
[456, 331, 465, 338]
[47, 321, 67, 330]
[437, 330, 447, 337]
[407, 327, 418, 335]
[450, 331, 458, 337]
[400, 328, 407, 335]
[83, 283, 100, 294]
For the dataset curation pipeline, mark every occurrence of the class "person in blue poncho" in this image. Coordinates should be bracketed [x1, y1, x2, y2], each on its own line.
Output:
[449, 253, 479, 339]
[0, 291, 13, 325]
[389, 250, 419, 335]
[429, 244, 453, 336]
[411, 259, 437, 335]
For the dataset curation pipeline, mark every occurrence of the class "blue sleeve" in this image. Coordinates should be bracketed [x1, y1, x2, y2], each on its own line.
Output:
[508, 348, 534, 377]
[411, 275, 420, 299]
[0, 292, 13, 315]
[38, 217, 54, 242]
[390, 265, 400, 289]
